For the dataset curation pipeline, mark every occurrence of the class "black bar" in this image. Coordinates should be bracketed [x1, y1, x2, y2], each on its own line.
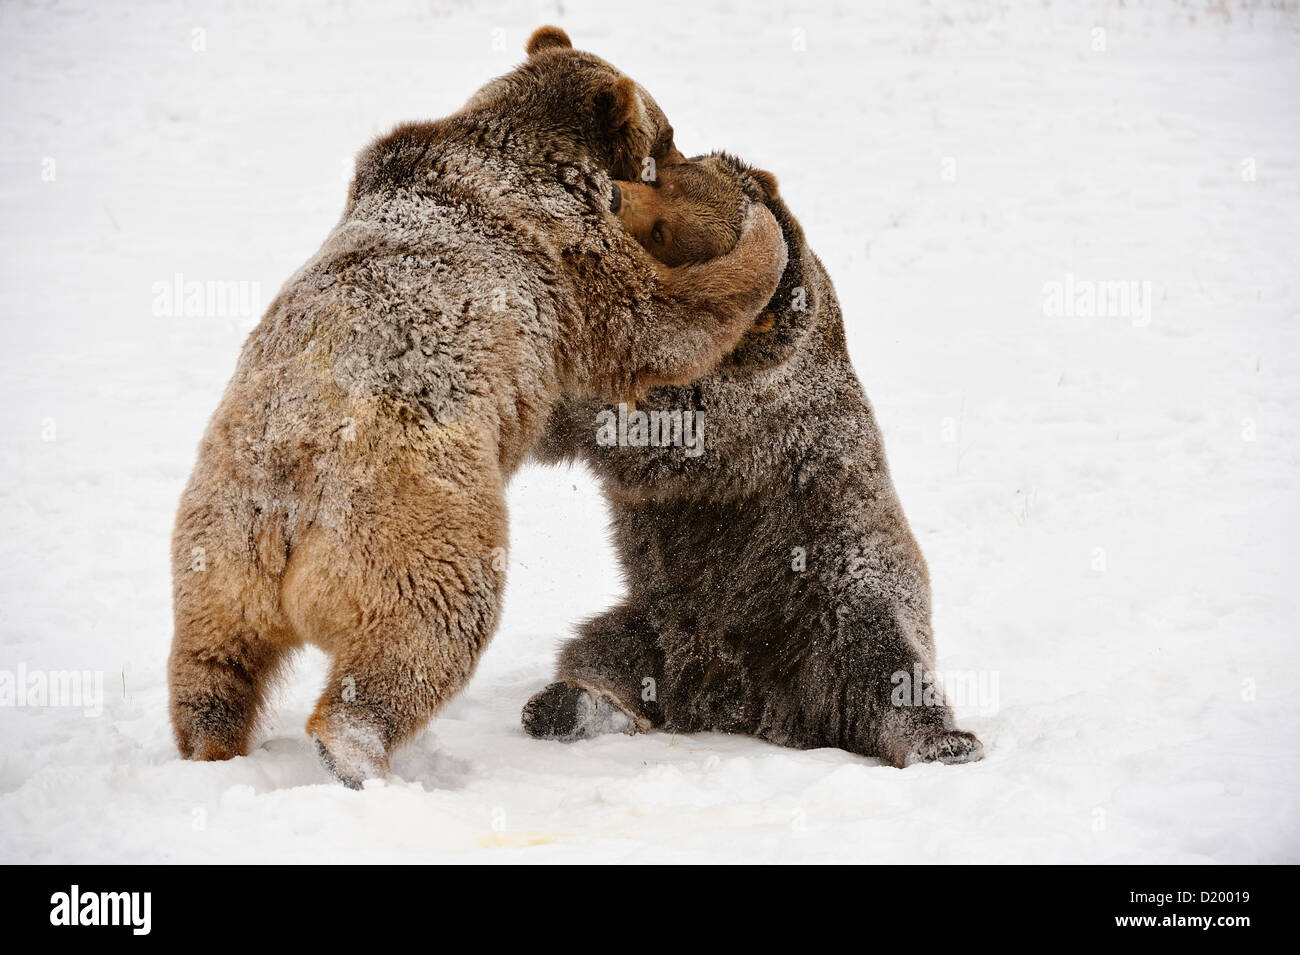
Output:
[5, 864, 1285, 941]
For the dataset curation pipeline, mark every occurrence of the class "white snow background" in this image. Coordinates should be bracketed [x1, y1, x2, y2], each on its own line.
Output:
[1, 0, 1297, 863]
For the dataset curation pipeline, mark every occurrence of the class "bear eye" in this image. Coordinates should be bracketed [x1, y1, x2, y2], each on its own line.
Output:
[651, 224, 665, 245]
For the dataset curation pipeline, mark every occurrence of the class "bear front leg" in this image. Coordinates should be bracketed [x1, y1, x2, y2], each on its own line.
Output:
[617, 203, 788, 399]
[522, 604, 662, 741]
[824, 600, 984, 768]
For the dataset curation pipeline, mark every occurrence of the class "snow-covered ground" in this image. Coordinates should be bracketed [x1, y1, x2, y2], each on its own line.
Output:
[1, 0, 1297, 863]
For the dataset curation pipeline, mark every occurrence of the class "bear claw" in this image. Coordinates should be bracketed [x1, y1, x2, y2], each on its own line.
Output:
[898, 729, 984, 767]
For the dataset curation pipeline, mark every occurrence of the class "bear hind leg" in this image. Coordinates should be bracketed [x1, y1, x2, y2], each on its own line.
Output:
[286, 467, 506, 788]
[169, 564, 294, 761]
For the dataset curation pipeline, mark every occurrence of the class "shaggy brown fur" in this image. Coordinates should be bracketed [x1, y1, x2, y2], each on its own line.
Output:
[168, 29, 787, 787]
[523, 154, 983, 768]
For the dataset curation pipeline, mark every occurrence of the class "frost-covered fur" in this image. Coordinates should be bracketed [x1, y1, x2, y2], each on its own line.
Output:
[167, 30, 787, 787]
[525, 154, 982, 767]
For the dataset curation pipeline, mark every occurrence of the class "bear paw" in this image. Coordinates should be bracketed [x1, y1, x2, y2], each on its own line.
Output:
[894, 729, 984, 767]
[310, 714, 389, 789]
[522, 681, 640, 742]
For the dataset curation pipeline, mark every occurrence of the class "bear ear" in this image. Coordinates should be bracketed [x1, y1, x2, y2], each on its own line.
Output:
[597, 75, 643, 131]
[595, 76, 650, 179]
[526, 25, 572, 56]
[746, 169, 780, 201]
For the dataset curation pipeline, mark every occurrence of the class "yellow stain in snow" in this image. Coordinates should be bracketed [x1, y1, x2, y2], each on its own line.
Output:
[480, 832, 559, 848]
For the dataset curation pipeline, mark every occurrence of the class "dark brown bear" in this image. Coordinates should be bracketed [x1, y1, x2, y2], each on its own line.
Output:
[167, 31, 787, 788]
[523, 153, 984, 768]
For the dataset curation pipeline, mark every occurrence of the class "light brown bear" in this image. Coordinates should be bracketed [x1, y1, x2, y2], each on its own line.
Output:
[524, 154, 984, 768]
[167, 28, 787, 787]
